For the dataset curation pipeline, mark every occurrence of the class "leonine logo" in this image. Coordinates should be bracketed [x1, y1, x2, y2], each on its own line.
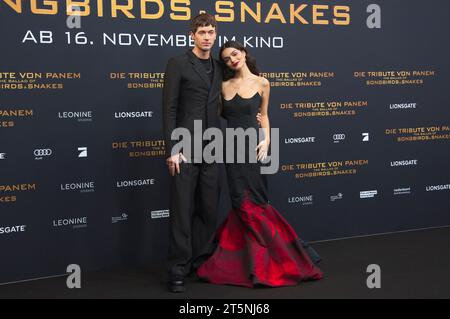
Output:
[61, 182, 95, 193]
[288, 195, 313, 206]
[53, 217, 87, 229]
[0, 225, 26, 235]
[58, 111, 93, 122]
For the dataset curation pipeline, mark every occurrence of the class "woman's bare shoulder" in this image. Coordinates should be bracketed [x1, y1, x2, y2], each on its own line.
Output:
[259, 76, 270, 85]
[257, 76, 270, 89]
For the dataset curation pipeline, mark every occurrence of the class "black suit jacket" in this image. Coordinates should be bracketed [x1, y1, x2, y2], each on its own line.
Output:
[163, 50, 223, 159]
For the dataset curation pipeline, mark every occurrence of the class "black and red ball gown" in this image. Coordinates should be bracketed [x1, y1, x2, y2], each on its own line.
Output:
[197, 92, 324, 287]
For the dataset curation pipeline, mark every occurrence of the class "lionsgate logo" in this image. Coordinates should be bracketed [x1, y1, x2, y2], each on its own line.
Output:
[61, 182, 95, 193]
[0, 153, 6, 160]
[330, 193, 343, 202]
[360, 190, 378, 199]
[389, 102, 417, 110]
[116, 179, 155, 188]
[58, 111, 93, 122]
[394, 187, 411, 195]
[285, 137, 316, 144]
[391, 159, 418, 167]
[112, 213, 128, 224]
[151, 209, 170, 219]
[34, 148, 52, 160]
[288, 195, 313, 206]
[333, 134, 346, 144]
[114, 111, 154, 119]
[53, 217, 87, 229]
[426, 184, 450, 192]
[0, 225, 27, 235]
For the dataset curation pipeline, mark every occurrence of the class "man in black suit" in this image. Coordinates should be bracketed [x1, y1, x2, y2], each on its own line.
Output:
[162, 13, 222, 293]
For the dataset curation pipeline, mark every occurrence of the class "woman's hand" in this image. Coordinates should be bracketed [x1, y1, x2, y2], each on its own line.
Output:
[256, 139, 270, 162]
[256, 113, 262, 126]
[166, 153, 187, 176]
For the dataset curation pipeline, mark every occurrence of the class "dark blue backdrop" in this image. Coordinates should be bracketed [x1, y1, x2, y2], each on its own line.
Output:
[1, 0, 449, 284]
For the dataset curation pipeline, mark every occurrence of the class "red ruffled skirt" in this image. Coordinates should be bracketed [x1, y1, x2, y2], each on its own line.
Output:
[197, 197, 324, 288]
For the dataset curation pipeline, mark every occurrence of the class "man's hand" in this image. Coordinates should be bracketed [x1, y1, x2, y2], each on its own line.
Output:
[166, 153, 187, 176]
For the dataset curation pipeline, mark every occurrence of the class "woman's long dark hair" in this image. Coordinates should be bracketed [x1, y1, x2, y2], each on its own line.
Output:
[219, 41, 260, 81]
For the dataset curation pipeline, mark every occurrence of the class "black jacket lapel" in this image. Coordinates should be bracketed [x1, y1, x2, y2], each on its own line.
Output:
[187, 50, 212, 90]
[207, 58, 222, 103]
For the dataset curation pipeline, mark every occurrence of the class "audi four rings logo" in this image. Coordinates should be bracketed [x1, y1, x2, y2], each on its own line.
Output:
[333, 134, 346, 141]
[34, 149, 52, 157]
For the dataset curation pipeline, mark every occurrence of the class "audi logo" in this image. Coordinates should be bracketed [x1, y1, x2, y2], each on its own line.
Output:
[34, 149, 52, 157]
[333, 134, 346, 140]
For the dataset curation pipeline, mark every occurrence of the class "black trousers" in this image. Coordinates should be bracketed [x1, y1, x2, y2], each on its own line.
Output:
[167, 162, 220, 277]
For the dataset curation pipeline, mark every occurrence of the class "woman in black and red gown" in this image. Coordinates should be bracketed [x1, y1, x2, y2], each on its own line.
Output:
[197, 41, 323, 288]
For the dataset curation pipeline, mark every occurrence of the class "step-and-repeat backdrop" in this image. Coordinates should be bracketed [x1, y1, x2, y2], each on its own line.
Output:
[1, 0, 449, 283]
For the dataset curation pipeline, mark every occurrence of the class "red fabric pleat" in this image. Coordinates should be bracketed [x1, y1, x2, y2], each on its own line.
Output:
[197, 197, 324, 288]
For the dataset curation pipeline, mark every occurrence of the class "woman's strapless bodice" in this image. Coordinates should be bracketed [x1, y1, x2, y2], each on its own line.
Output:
[222, 92, 261, 129]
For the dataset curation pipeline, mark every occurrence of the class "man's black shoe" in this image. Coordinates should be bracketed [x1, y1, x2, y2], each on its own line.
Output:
[169, 276, 186, 293]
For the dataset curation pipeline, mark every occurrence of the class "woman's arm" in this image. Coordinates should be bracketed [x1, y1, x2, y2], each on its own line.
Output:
[257, 78, 271, 162]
